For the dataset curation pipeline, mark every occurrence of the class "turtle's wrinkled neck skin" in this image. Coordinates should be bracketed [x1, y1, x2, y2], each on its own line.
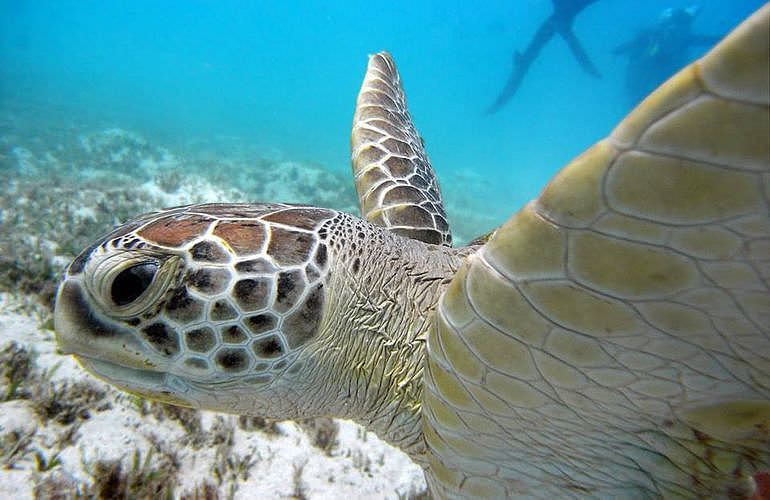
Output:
[299, 213, 466, 459]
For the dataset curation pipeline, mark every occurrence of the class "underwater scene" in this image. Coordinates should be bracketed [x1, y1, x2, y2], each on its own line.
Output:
[0, 0, 768, 498]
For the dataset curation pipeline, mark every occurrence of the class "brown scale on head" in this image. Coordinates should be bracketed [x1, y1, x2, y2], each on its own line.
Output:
[55, 203, 336, 384]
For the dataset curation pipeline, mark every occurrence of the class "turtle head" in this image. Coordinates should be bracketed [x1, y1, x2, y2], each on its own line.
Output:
[54, 203, 335, 415]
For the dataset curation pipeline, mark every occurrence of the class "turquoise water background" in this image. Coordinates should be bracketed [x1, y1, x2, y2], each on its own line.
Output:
[0, 0, 764, 231]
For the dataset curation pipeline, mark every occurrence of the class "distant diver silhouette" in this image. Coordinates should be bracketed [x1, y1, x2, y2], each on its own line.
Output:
[487, 0, 601, 114]
[614, 5, 720, 106]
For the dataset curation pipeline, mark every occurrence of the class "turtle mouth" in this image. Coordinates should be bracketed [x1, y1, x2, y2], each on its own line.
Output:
[77, 355, 164, 384]
[75, 355, 196, 407]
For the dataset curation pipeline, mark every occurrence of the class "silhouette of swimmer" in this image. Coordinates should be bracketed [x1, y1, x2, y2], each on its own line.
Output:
[614, 6, 720, 106]
[487, 0, 601, 114]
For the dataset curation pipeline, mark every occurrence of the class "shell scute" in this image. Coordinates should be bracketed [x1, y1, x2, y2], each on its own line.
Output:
[569, 232, 699, 299]
[138, 214, 212, 247]
[213, 221, 266, 255]
[606, 151, 763, 224]
[266, 227, 315, 266]
[282, 283, 325, 348]
[261, 207, 335, 230]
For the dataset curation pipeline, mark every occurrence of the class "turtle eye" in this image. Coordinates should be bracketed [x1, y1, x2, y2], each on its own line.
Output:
[111, 262, 159, 306]
[85, 251, 180, 319]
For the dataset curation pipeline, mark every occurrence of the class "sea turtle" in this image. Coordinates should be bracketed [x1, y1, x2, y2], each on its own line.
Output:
[54, 5, 769, 498]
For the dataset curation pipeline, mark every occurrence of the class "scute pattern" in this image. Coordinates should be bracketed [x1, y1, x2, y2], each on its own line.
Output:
[137, 213, 212, 247]
[426, 6, 770, 498]
[607, 151, 764, 223]
[189, 240, 230, 263]
[71, 203, 335, 383]
[351, 52, 452, 247]
[188, 268, 231, 295]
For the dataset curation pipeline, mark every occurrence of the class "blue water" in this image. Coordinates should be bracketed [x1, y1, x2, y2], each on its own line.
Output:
[0, 0, 764, 233]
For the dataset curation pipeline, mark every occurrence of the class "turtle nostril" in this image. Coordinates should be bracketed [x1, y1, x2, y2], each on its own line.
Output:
[111, 262, 158, 306]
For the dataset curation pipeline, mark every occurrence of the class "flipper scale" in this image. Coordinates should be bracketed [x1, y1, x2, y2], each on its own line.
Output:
[427, 5, 770, 497]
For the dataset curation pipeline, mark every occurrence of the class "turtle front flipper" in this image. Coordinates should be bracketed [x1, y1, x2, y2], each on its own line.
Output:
[426, 5, 769, 498]
[351, 52, 452, 247]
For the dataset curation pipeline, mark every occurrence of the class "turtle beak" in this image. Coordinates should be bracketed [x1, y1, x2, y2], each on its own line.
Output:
[54, 278, 198, 408]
